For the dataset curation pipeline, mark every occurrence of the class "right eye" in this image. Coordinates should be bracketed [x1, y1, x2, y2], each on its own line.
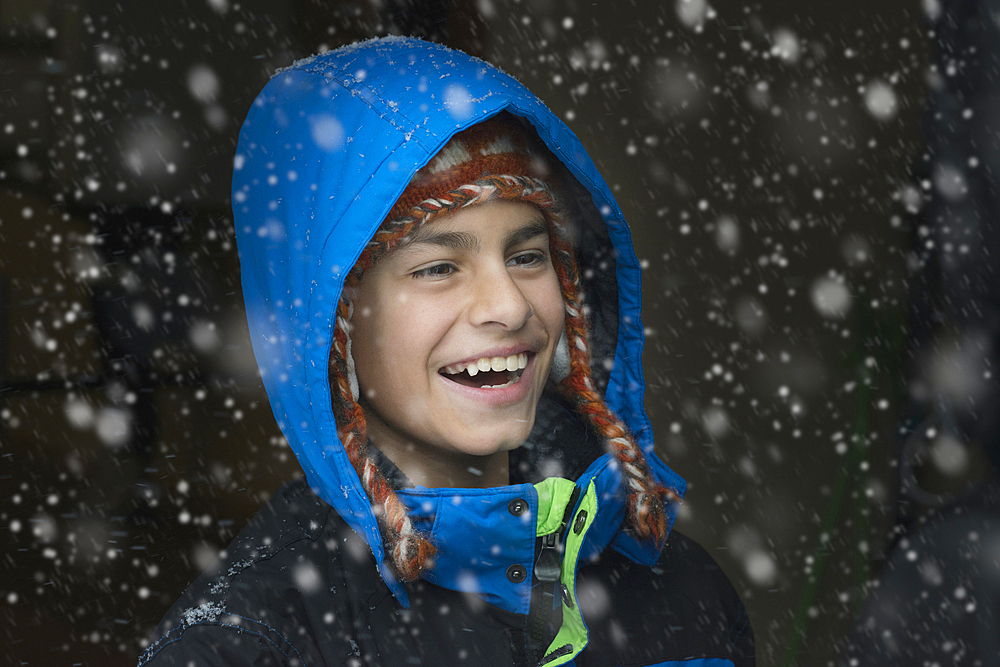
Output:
[412, 263, 456, 279]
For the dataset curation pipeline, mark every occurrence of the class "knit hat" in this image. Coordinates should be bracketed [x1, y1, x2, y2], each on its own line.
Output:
[328, 113, 676, 581]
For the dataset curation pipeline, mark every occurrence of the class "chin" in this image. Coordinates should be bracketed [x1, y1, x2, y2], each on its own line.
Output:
[449, 424, 531, 458]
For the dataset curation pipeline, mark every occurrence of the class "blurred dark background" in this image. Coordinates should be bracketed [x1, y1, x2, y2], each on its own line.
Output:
[2, 0, 998, 665]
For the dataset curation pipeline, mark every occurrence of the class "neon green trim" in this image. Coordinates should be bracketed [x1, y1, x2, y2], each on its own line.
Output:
[533, 477, 578, 537]
[539, 480, 598, 666]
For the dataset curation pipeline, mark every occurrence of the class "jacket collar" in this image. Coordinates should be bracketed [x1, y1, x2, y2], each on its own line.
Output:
[390, 453, 685, 611]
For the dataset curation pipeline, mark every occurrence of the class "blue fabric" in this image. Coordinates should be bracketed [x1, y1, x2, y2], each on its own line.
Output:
[398, 484, 538, 615]
[232, 36, 685, 609]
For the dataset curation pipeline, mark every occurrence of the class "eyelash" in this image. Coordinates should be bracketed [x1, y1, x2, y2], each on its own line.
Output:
[508, 251, 546, 267]
[412, 263, 456, 279]
[411, 251, 547, 279]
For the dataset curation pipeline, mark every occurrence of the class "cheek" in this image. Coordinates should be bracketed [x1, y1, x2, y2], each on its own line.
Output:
[352, 297, 435, 387]
[536, 276, 566, 335]
[350, 293, 391, 381]
[353, 312, 398, 380]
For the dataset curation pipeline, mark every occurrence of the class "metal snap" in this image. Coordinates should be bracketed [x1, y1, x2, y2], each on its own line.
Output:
[506, 564, 527, 583]
[573, 510, 588, 534]
[508, 498, 528, 516]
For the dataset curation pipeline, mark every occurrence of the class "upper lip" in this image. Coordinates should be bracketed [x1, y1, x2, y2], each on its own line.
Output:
[441, 345, 537, 369]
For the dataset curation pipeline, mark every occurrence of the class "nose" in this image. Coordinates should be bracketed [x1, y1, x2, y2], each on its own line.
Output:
[468, 265, 534, 329]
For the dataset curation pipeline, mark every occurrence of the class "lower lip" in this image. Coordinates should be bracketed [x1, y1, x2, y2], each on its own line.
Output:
[437, 355, 536, 407]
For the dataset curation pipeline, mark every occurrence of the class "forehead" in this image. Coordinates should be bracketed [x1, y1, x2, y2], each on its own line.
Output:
[408, 200, 545, 238]
[395, 200, 549, 253]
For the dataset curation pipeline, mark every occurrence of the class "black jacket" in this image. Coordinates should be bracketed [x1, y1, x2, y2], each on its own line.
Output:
[139, 478, 753, 667]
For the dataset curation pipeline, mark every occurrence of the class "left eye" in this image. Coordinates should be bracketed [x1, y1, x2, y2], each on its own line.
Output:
[509, 252, 544, 267]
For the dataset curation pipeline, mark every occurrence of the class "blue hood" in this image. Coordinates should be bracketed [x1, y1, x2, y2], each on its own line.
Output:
[232, 36, 684, 609]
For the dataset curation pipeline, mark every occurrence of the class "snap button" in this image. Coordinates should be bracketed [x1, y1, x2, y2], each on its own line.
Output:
[508, 498, 528, 516]
[506, 564, 527, 583]
[573, 510, 588, 534]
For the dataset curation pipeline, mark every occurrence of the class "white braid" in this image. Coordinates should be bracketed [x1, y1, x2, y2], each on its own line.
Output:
[345, 302, 360, 401]
[625, 469, 644, 487]
[363, 458, 376, 490]
[394, 536, 414, 563]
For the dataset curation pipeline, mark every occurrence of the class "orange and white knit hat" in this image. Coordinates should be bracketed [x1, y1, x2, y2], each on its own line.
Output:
[328, 113, 675, 581]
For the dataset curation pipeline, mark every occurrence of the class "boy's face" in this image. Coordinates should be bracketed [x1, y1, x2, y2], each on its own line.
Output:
[349, 200, 565, 485]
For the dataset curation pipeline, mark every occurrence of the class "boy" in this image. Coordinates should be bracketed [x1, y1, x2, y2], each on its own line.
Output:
[140, 36, 753, 666]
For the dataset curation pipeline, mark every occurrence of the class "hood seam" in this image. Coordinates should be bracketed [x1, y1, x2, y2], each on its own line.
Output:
[296, 53, 436, 152]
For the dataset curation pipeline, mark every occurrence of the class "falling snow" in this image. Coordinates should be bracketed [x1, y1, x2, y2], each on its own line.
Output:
[1, 1, 995, 666]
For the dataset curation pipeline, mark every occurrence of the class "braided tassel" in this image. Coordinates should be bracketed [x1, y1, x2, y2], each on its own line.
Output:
[330, 295, 436, 581]
[545, 211, 680, 547]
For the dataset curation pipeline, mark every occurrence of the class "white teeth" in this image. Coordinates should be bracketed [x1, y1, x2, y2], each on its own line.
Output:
[482, 377, 519, 389]
[445, 353, 530, 378]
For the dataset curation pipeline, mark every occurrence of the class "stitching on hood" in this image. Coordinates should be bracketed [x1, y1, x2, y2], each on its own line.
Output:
[294, 49, 437, 151]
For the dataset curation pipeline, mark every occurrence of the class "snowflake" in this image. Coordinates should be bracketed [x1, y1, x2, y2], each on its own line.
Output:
[227, 559, 255, 576]
[181, 602, 225, 626]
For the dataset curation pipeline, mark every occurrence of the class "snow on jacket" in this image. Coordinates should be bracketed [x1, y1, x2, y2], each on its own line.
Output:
[139, 36, 754, 667]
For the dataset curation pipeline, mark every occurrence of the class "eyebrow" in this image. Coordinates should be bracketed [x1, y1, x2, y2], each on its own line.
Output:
[405, 229, 480, 252]
[502, 217, 549, 250]
[403, 215, 549, 252]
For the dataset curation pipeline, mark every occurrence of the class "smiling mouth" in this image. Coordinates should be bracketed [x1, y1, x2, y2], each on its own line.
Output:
[440, 352, 530, 389]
